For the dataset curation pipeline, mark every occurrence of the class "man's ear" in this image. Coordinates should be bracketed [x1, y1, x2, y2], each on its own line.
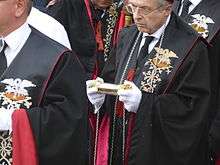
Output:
[163, 4, 172, 16]
[14, 0, 26, 17]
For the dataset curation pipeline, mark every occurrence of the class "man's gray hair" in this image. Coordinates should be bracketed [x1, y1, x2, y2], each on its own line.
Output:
[158, 0, 167, 5]
[158, 0, 173, 5]
[27, 0, 33, 15]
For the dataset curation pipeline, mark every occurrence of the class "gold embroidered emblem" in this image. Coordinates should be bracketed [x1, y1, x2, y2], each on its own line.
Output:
[0, 78, 36, 111]
[140, 47, 178, 93]
[189, 14, 215, 38]
[0, 78, 36, 165]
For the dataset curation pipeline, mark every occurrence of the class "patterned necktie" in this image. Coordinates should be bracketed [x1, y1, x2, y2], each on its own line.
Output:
[137, 36, 154, 66]
[180, 0, 192, 18]
[0, 40, 7, 76]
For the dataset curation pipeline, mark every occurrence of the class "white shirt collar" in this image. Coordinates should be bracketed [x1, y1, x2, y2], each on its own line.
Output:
[142, 15, 171, 39]
[138, 15, 171, 54]
[188, 0, 202, 7]
[4, 22, 31, 51]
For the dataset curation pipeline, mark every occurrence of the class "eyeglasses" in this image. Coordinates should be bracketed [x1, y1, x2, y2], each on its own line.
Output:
[126, 4, 163, 15]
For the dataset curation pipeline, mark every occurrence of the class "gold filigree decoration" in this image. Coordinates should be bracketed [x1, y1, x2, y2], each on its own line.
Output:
[0, 78, 36, 111]
[140, 47, 178, 93]
[103, 2, 120, 61]
[189, 14, 215, 38]
[0, 78, 36, 165]
[0, 132, 12, 165]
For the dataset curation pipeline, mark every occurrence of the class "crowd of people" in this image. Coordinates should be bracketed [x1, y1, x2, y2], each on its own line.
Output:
[0, 0, 219, 165]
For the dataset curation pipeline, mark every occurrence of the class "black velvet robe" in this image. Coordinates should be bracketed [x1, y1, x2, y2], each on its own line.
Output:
[101, 13, 211, 165]
[209, 29, 220, 160]
[173, 1, 220, 160]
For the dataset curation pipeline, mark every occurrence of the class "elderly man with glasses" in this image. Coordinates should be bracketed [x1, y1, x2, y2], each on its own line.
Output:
[86, 0, 211, 164]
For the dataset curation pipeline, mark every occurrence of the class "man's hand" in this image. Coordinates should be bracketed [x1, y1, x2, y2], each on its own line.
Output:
[118, 81, 142, 113]
[86, 77, 106, 114]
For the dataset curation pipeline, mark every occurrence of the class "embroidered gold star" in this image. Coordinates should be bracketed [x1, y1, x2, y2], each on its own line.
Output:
[141, 47, 178, 93]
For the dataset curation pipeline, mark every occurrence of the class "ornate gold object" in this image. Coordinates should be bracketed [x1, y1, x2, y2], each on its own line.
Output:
[94, 83, 132, 95]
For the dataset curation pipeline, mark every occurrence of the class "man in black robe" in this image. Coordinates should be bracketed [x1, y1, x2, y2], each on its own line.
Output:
[0, 0, 88, 165]
[172, 1, 220, 160]
[86, 0, 211, 164]
[46, 0, 124, 79]
[172, 0, 220, 42]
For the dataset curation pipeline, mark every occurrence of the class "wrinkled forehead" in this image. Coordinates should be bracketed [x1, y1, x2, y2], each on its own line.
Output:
[128, 0, 160, 8]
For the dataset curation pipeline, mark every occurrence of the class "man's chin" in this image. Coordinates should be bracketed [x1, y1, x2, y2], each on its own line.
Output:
[137, 26, 150, 33]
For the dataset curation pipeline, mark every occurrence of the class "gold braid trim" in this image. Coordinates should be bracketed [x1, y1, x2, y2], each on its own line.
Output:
[103, 2, 120, 61]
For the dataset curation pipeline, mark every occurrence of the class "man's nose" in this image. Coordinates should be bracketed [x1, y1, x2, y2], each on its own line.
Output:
[133, 9, 142, 19]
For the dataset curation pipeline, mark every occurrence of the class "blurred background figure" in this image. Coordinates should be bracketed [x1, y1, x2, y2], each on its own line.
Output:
[32, 0, 47, 11]
[46, 0, 125, 79]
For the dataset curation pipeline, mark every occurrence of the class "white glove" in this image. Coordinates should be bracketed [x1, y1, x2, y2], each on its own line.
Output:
[117, 81, 142, 113]
[0, 109, 14, 133]
[86, 77, 106, 114]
